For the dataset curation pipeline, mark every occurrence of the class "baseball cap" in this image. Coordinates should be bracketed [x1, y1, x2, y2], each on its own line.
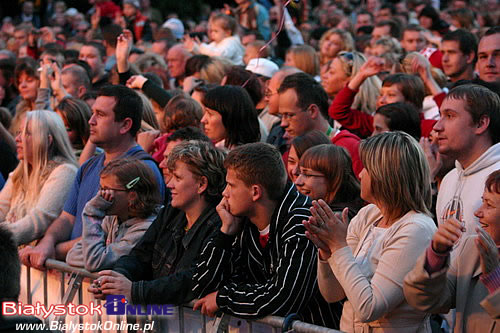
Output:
[245, 58, 279, 78]
[162, 18, 184, 40]
[123, 0, 140, 8]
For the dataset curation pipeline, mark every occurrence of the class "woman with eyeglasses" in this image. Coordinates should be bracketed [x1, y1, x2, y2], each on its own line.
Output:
[0, 110, 78, 246]
[295, 144, 364, 220]
[287, 130, 331, 182]
[322, 52, 381, 136]
[304, 131, 436, 332]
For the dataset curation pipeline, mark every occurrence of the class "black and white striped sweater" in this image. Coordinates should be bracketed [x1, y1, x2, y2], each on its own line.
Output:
[192, 183, 342, 329]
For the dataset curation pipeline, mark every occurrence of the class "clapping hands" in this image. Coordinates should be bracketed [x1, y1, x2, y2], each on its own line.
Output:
[303, 200, 349, 259]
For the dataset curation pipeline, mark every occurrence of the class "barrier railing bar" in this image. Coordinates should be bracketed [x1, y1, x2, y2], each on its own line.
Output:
[97, 299, 102, 333]
[43, 270, 48, 307]
[29, 260, 342, 333]
[179, 305, 184, 333]
[60, 271, 65, 305]
[291, 321, 339, 333]
[78, 285, 83, 333]
[27, 266, 32, 305]
[116, 314, 121, 333]
[45, 259, 98, 279]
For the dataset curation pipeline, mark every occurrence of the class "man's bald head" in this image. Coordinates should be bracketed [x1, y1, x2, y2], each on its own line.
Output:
[167, 44, 192, 79]
[266, 66, 302, 115]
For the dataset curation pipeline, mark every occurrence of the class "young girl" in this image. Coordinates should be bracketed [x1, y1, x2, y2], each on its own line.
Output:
[295, 144, 364, 220]
[66, 158, 160, 272]
[184, 13, 245, 65]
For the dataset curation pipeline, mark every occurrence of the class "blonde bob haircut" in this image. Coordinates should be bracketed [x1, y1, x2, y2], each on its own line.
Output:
[10, 110, 77, 212]
[360, 131, 431, 220]
[286, 45, 320, 77]
[199, 56, 232, 84]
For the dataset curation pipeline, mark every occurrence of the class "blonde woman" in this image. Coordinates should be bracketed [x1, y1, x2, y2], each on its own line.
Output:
[0, 110, 78, 245]
[319, 28, 355, 66]
[285, 45, 321, 78]
[136, 91, 160, 131]
[322, 51, 381, 119]
[198, 56, 232, 84]
[304, 131, 436, 332]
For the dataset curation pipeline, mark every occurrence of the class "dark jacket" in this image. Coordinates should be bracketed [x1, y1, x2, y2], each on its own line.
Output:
[112, 204, 221, 305]
[192, 182, 343, 329]
[118, 70, 172, 108]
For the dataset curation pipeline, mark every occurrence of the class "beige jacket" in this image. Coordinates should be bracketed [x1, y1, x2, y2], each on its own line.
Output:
[403, 235, 500, 332]
[319, 204, 436, 332]
[482, 289, 500, 319]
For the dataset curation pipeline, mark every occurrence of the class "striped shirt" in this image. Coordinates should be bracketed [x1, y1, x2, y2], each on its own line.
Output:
[192, 183, 342, 328]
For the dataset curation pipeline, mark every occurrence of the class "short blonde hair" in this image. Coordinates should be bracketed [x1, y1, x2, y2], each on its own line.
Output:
[134, 52, 167, 72]
[360, 131, 431, 219]
[199, 56, 232, 84]
[374, 36, 403, 54]
[167, 140, 227, 205]
[209, 13, 237, 35]
[286, 45, 320, 76]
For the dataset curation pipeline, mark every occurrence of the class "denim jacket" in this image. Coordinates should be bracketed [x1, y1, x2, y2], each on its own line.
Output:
[112, 204, 221, 305]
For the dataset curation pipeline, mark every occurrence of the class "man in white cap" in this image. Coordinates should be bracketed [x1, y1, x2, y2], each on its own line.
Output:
[246, 58, 279, 79]
[162, 18, 184, 41]
[246, 58, 280, 132]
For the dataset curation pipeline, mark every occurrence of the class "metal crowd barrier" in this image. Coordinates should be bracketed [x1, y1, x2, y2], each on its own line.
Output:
[18, 259, 342, 333]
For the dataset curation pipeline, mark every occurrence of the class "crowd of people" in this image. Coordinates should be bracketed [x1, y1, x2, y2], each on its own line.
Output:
[0, 0, 499, 332]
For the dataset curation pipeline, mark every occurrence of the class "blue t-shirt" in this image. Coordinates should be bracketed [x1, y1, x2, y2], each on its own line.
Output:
[64, 145, 166, 240]
[0, 172, 5, 191]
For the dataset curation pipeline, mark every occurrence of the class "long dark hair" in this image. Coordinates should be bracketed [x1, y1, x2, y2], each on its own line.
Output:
[55, 97, 92, 148]
[202, 85, 260, 147]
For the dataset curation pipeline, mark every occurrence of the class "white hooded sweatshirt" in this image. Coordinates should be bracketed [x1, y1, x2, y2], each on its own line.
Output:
[436, 143, 500, 238]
